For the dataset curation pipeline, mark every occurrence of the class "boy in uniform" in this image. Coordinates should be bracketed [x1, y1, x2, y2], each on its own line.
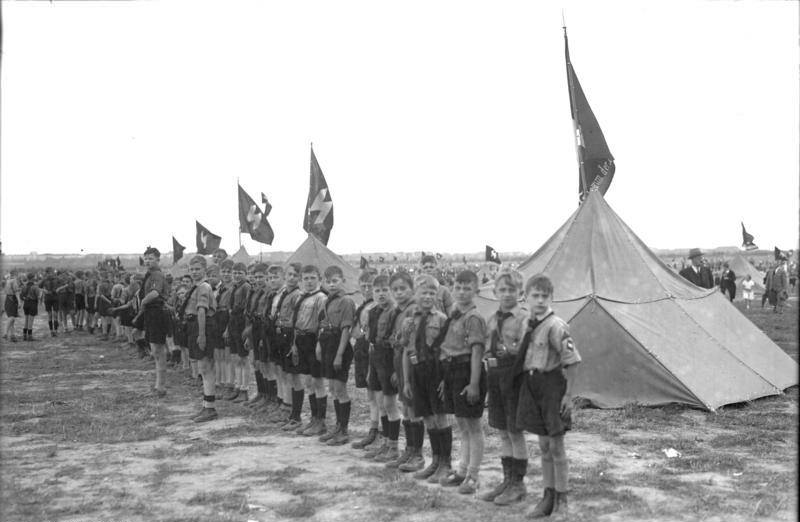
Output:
[3, 271, 21, 342]
[437, 270, 488, 495]
[56, 271, 75, 334]
[137, 247, 172, 397]
[247, 264, 280, 411]
[273, 263, 303, 429]
[230, 262, 256, 403]
[350, 272, 379, 449]
[403, 274, 449, 477]
[515, 274, 581, 518]
[316, 266, 357, 445]
[479, 268, 530, 505]
[256, 264, 285, 412]
[21, 273, 41, 341]
[40, 267, 60, 337]
[96, 270, 114, 341]
[290, 265, 327, 436]
[85, 271, 97, 334]
[214, 260, 234, 399]
[73, 271, 86, 331]
[421, 255, 454, 315]
[111, 273, 125, 340]
[184, 255, 220, 422]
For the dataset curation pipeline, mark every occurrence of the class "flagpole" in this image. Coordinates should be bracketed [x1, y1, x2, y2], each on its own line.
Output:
[563, 21, 589, 200]
[236, 177, 242, 249]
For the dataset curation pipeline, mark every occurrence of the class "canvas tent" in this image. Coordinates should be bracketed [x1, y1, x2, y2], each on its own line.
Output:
[728, 253, 765, 295]
[230, 246, 252, 265]
[286, 234, 362, 296]
[477, 191, 797, 411]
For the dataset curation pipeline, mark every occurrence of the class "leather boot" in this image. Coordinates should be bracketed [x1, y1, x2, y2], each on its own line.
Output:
[399, 447, 425, 472]
[494, 458, 527, 505]
[428, 456, 451, 484]
[527, 487, 555, 518]
[479, 456, 511, 502]
[550, 490, 568, 518]
[351, 428, 378, 449]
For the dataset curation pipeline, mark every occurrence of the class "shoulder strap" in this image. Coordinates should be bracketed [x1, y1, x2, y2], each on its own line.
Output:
[292, 289, 323, 326]
[179, 285, 199, 316]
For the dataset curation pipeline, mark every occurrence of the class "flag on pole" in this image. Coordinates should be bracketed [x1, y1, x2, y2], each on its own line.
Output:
[172, 236, 186, 265]
[435, 253, 442, 260]
[303, 145, 334, 245]
[774, 247, 786, 261]
[261, 192, 272, 216]
[196, 221, 222, 255]
[139, 256, 144, 266]
[485, 245, 501, 264]
[564, 27, 615, 200]
[238, 184, 275, 245]
[741, 223, 758, 251]
[378, 256, 385, 263]
[360, 256, 368, 269]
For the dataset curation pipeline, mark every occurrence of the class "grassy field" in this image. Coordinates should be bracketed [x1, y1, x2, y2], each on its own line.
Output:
[1, 300, 796, 522]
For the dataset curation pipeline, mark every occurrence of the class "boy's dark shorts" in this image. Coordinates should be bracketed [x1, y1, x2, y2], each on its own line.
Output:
[263, 324, 279, 364]
[442, 357, 486, 419]
[228, 313, 248, 357]
[174, 320, 187, 347]
[410, 358, 444, 418]
[86, 297, 95, 315]
[119, 307, 134, 328]
[393, 349, 410, 407]
[320, 329, 352, 382]
[516, 368, 571, 437]
[23, 299, 38, 317]
[275, 328, 294, 372]
[487, 359, 521, 432]
[353, 337, 370, 388]
[4, 295, 19, 318]
[294, 332, 320, 377]
[144, 306, 170, 345]
[58, 294, 74, 312]
[186, 317, 214, 361]
[74, 294, 86, 311]
[44, 296, 59, 313]
[97, 298, 112, 317]
[367, 343, 397, 395]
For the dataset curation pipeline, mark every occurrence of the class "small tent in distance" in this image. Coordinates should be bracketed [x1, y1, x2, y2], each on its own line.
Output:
[728, 253, 765, 295]
[286, 234, 362, 297]
[230, 246, 252, 266]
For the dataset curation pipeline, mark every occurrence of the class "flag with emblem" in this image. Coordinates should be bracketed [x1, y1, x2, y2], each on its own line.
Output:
[172, 236, 186, 265]
[740, 223, 757, 251]
[139, 256, 144, 266]
[774, 247, 784, 261]
[564, 27, 615, 200]
[196, 221, 222, 255]
[360, 256, 368, 269]
[238, 184, 275, 245]
[485, 245, 501, 264]
[303, 145, 334, 245]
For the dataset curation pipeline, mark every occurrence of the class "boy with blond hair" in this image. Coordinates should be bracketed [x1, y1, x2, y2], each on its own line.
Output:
[350, 271, 379, 449]
[185, 255, 220, 422]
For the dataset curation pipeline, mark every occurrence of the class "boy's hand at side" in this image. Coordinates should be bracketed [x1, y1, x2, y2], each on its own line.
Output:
[315, 343, 322, 362]
[404, 382, 413, 401]
[461, 383, 479, 404]
[560, 394, 572, 417]
[390, 372, 398, 387]
[437, 380, 445, 400]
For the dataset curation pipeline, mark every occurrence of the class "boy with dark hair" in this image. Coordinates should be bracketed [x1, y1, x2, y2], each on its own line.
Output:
[56, 271, 75, 334]
[73, 270, 86, 331]
[40, 267, 60, 337]
[274, 263, 303, 430]
[227, 262, 252, 402]
[96, 270, 114, 341]
[291, 265, 328, 437]
[421, 254, 454, 315]
[215, 259, 234, 399]
[185, 255, 220, 422]
[3, 271, 21, 342]
[516, 274, 581, 518]
[178, 274, 196, 379]
[245, 264, 272, 409]
[85, 271, 97, 334]
[362, 274, 393, 457]
[137, 247, 172, 397]
[316, 265, 357, 445]
[256, 264, 285, 411]
[437, 269, 487, 495]
[350, 271, 379, 449]
[21, 273, 41, 341]
[479, 268, 530, 505]
[111, 272, 125, 340]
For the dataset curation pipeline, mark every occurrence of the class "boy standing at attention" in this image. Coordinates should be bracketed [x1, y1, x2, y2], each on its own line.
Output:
[215, 260, 235, 399]
[516, 274, 581, 518]
[350, 272, 379, 449]
[479, 268, 530, 505]
[256, 265, 285, 411]
[316, 265, 357, 446]
[438, 270, 487, 495]
[40, 267, 60, 337]
[138, 247, 172, 397]
[3, 271, 21, 342]
[73, 271, 86, 331]
[185, 255, 220, 422]
[273, 263, 303, 429]
[362, 275, 394, 458]
[227, 262, 252, 402]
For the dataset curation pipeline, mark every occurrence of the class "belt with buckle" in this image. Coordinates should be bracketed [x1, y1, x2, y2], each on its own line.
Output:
[295, 329, 316, 336]
[441, 354, 472, 365]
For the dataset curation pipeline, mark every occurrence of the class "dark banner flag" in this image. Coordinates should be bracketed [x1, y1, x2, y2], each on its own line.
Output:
[196, 221, 222, 255]
[774, 247, 784, 261]
[360, 256, 368, 269]
[238, 184, 275, 245]
[564, 28, 615, 201]
[303, 145, 334, 245]
[741, 223, 758, 251]
[172, 236, 186, 265]
[485, 245, 501, 264]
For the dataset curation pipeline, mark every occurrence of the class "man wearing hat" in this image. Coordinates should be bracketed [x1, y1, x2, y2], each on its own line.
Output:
[679, 249, 714, 289]
[772, 254, 789, 313]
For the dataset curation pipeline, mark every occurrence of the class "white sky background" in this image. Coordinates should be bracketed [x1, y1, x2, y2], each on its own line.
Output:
[2, 0, 798, 256]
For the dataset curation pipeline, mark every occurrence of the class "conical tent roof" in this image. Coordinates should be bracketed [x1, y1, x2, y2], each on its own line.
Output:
[728, 253, 765, 294]
[230, 246, 251, 265]
[478, 191, 796, 410]
[286, 234, 362, 295]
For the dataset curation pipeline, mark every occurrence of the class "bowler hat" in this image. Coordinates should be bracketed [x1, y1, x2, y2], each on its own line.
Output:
[688, 248, 704, 259]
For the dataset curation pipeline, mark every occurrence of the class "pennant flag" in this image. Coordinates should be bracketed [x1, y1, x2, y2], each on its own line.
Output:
[564, 27, 615, 200]
[139, 256, 144, 266]
[172, 236, 186, 265]
[378, 256, 385, 263]
[303, 145, 334, 245]
[261, 192, 272, 216]
[238, 184, 275, 245]
[485, 245, 501, 264]
[462, 255, 467, 264]
[360, 256, 368, 269]
[741, 222, 758, 251]
[196, 221, 222, 255]
[116, 256, 122, 268]
[774, 247, 785, 261]
[435, 253, 443, 260]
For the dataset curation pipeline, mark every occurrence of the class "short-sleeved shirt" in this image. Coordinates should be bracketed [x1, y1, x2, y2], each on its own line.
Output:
[216, 282, 233, 311]
[111, 283, 125, 301]
[404, 307, 449, 357]
[5, 278, 20, 296]
[256, 289, 273, 317]
[368, 302, 396, 345]
[40, 275, 59, 295]
[142, 267, 169, 309]
[351, 298, 376, 340]
[486, 304, 529, 357]
[97, 280, 113, 299]
[22, 284, 41, 302]
[742, 280, 755, 292]
[73, 279, 86, 295]
[522, 311, 581, 372]
[389, 300, 417, 351]
[185, 280, 216, 317]
[440, 304, 487, 359]
[319, 290, 356, 331]
[56, 276, 73, 295]
[231, 281, 252, 315]
[85, 279, 97, 297]
[275, 287, 302, 327]
[245, 286, 265, 318]
[293, 289, 326, 332]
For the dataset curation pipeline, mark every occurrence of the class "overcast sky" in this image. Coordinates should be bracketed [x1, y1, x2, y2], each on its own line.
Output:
[2, 0, 798, 256]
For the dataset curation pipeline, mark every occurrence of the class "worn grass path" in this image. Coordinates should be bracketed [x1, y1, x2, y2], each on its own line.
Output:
[1, 301, 797, 522]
